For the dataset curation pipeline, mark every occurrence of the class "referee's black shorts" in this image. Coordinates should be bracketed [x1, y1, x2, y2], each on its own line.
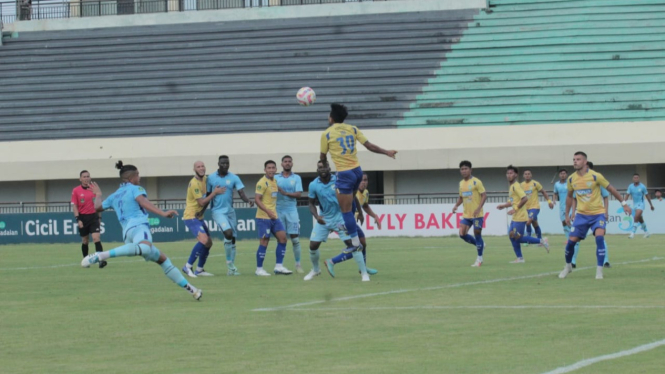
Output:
[79, 214, 101, 237]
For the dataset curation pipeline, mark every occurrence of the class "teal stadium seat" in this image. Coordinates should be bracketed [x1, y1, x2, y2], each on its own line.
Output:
[398, 0, 665, 127]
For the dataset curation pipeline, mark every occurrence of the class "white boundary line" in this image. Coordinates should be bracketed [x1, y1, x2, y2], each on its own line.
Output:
[252, 257, 664, 312]
[541, 338, 665, 374]
[283, 305, 665, 312]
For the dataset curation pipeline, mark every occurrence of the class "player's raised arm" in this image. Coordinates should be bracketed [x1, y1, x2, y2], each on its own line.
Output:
[136, 195, 178, 218]
[362, 140, 398, 159]
[90, 182, 106, 213]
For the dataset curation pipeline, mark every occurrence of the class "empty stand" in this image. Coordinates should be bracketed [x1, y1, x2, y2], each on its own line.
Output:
[0, 10, 478, 141]
[399, 0, 665, 127]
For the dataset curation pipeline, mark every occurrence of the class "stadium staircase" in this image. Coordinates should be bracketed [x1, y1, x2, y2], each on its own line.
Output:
[0, 10, 478, 141]
[398, 0, 665, 127]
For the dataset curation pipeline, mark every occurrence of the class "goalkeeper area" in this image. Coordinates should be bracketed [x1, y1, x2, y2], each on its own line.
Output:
[2, 235, 664, 374]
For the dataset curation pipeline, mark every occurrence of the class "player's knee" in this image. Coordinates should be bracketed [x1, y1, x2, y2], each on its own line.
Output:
[223, 237, 233, 245]
[223, 230, 233, 240]
[139, 242, 160, 262]
[473, 229, 482, 236]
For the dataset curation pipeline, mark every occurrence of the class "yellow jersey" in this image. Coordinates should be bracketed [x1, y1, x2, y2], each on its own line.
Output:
[509, 181, 528, 222]
[320, 123, 368, 172]
[355, 189, 370, 219]
[567, 169, 610, 216]
[520, 180, 543, 210]
[255, 176, 278, 219]
[183, 176, 206, 220]
[459, 177, 486, 219]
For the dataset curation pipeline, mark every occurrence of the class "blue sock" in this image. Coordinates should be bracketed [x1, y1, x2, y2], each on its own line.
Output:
[565, 240, 576, 264]
[224, 239, 233, 263]
[526, 224, 533, 237]
[188, 242, 205, 266]
[572, 241, 580, 265]
[603, 240, 609, 263]
[342, 211, 358, 239]
[109, 243, 140, 258]
[160, 258, 188, 288]
[460, 234, 476, 246]
[276, 242, 286, 265]
[511, 239, 523, 258]
[292, 237, 301, 263]
[256, 245, 267, 268]
[534, 226, 542, 239]
[520, 236, 541, 245]
[310, 250, 320, 272]
[353, 252, 367, 274]
[332, 252, 350, 264]
[595, 236, 606, 267]
[474, 235, 484, 256]
[197, 247, 210, 268]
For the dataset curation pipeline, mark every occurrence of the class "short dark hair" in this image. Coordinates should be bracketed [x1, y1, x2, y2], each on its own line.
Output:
[655, 189, 662, 194]
[559, 168, 568, 173]
[586, 161, 594, 169]
[523, 168, 532, 173]
[330, 103, 348, 123]
[459, 160, 472, 169]
[574, 151, 588, 158]
[115, 160, 138, 178]
[282, 155, 292, 162]
[634, 173, 640, 176]
[507, 165, 519, 174]
[219, 155, 229, 161]
[264, 160, 276, 168]
[80, 170, 89, 177]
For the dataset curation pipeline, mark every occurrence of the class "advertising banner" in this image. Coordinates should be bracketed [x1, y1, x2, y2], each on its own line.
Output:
[0, 207, 313, 244]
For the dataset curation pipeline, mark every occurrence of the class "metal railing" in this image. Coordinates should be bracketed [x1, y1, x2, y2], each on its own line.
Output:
[0, 189, 649, 214]
[1, 0, 383, 25]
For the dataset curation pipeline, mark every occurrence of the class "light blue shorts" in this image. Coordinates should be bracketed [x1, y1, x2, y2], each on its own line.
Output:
[310, 215, 351, 243]
[123, 224, 160, 262]
[212, 210, 237, 237]
[278, 209, 300, 235]
[633, 202, 645, 211]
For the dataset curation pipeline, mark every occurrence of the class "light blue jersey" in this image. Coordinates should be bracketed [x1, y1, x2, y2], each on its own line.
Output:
[627, 183, 647, 204]
[308, 175, 342, 220]
[553, 181, 569, 211]
[206, 171, 244, 214]
[102, 182, 149, 238]
[275, 172, 303, 213]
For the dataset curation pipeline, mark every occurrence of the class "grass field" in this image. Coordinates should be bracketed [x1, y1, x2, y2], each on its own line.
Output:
[1, 235, 664, 374]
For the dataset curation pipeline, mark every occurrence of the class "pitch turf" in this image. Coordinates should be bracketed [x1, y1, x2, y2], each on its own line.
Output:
[1, 235, 664, 374]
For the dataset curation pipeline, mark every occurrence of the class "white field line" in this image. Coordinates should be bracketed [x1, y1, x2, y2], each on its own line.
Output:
[540, 338, 665, 374]
[283, 305, 665, 312]
[252, 257, 664, 312]
[0, 245, 442, 271]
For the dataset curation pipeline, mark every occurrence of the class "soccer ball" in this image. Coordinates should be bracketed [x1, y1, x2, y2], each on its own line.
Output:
[296, 87, 316, 106]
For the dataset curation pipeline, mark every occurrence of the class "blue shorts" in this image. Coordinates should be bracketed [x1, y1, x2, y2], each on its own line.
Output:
[336, 166, 363, 194]
[527, 209, 540, 221]
[123, 224, 159, 262]
[277, 209, 300, 235]
[310, 215, 351, 243]
[460, 217, 484, 230]
[633, 202, 645, 211]
[256, 218, 285, 239]
[212, 210, 237, 237]
[508, 221, 527, 239]
[184, 218, 210, 238]
[570, 213, 606, 240]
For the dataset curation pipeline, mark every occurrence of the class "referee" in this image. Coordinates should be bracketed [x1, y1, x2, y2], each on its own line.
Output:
[71, 170, 107, 268]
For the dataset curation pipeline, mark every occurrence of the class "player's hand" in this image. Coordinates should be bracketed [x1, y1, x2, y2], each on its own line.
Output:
[651, 205, 655, 211]
[316, 216, 326, 225]
[473, 208, 481, 217]
[623, 205, 632, 216]
[565, 217, 572, 227]
[268, 211, 278, 220]
[248, 201, 255, 208]
[548, 202, 554, 209]
[497, 205, 505, 211]
[452, 206, 457, 214]
[90, 181, 102, 196]
[163, 210, 179, 218]
[374, 217, 382, 230]
[77, 221, 83, 229]
[195, 211, 204, 220]
[385, 150, 398, 159]
[507, 209, 515, 216]
[213, 186, 226, 195]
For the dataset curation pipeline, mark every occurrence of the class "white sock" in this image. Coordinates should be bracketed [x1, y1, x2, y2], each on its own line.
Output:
[186, 263, 193, 269]
[351, 236, 361, 247]
[196, 267, 203, 272]
[478, 256, 483, 262]
[98, 252, 111, 261]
